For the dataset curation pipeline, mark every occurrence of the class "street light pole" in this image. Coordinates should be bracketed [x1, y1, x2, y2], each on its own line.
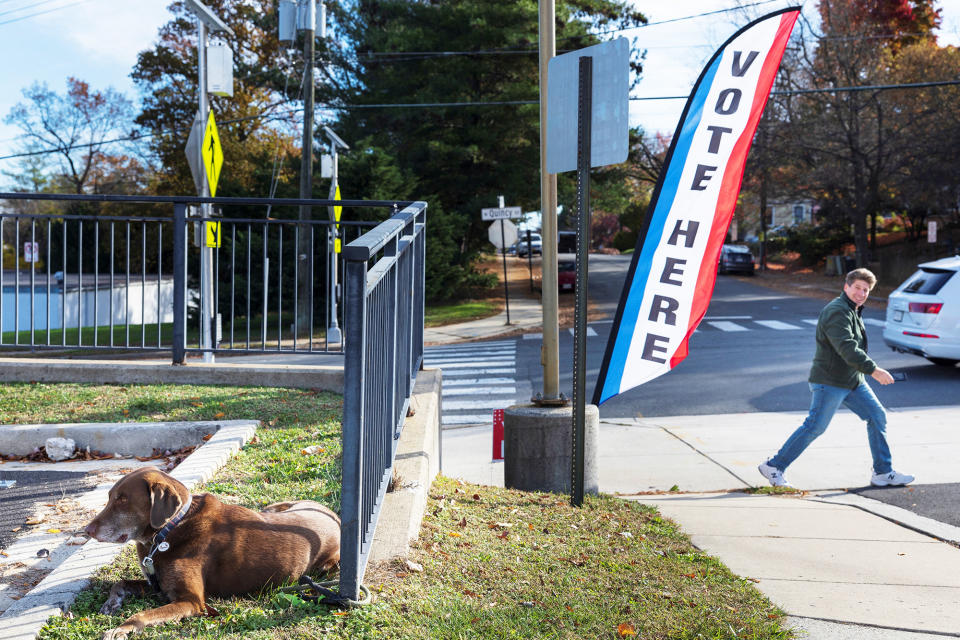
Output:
[185, 0, 233, 364]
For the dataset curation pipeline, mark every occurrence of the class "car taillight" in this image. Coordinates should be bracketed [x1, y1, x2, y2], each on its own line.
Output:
[908, 302, 942, 314]
[903, 331, 939, 338]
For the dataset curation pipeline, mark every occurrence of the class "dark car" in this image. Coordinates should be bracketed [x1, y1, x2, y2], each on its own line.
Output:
[558, 255, 576, 292]
[718, 244, 756, 275]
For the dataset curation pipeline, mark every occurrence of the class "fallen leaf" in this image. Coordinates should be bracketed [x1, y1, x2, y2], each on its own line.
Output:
[617, 622, 637, 637]
[457, 517, 467, 528]
[448, 531, 462, 538]
[191, 402, 203, 407]
[332, 611, 349, 617]
[498, 531, 509, 540]
[472, 493, 481, 501]
[213, 412, 226, 419]
[122, 409, 129, 416]
[202, 434, 213, 441]
[46, 529, 61, 534]
[25, 517, 44, 525]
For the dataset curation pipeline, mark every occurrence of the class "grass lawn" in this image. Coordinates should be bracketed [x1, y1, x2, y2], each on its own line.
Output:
[0, 383, 791, 639]
[424, 300, 501, 327]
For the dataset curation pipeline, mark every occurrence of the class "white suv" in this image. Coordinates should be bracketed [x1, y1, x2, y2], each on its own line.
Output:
[883, 255, 960, 367]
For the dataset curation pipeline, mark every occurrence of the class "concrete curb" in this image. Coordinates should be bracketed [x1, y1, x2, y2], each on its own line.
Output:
[0, 358, 342, 391]
[0, 420, 257, 640]
[815, 491, 960, 547]
[368, 368, 441, 567]
[0, 419, 253, 457]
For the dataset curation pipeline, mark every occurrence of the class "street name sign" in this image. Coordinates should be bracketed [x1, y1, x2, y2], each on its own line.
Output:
[481, 206, 521, 221]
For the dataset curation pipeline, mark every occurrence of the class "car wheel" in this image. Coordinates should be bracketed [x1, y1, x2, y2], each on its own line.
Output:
[926, 357, 959, 367]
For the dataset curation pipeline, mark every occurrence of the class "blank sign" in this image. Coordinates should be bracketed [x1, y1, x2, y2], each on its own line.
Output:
[546, 38, 629, 174]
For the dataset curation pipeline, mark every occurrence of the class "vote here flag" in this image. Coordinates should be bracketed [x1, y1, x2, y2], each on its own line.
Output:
[593, 8, 800, 405]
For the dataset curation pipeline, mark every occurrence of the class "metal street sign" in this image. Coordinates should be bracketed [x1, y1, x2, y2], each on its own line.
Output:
[23, 242, 38, 263]
[205, 221, 222, 248]
[201, 111, 224, 197]
[488, 219, 518, 249]
[333, 184, 343, 253]
[184, 112, 204, 195]
[546, 38, 629, 174]
[482, 206, 522, 221]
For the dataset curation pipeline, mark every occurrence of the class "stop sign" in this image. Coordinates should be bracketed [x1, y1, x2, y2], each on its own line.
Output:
[488, 219, 518, 249]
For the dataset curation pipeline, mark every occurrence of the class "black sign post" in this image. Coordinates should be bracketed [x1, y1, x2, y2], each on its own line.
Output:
[571, 56, 592, 508]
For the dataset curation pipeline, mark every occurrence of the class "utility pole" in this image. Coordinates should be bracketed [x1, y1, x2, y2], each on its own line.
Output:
[297, 0, 316, 338]
[185, 0, 233, 364]
[537, 0, 562, 405]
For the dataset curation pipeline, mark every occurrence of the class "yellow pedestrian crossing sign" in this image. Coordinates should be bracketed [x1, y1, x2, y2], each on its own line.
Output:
[334, 184, 342, 253]
[205, 221, 222, 248]
[201, 111, 224, 196]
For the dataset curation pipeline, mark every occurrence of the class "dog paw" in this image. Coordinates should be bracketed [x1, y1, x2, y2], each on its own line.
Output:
[101, 625, 132, 640]
[100, 596, 123, 615]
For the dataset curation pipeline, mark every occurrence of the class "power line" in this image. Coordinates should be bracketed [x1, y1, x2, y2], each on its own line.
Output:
[4, 79, 960, 162]
[0, 0, 89, 26]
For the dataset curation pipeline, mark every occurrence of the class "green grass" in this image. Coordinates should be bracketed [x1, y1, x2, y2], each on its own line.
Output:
[424, 300, 501, 327]
[5, 384, 791, 639]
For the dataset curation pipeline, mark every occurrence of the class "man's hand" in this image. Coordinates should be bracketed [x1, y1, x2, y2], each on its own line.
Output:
[871, 367, 895, 385]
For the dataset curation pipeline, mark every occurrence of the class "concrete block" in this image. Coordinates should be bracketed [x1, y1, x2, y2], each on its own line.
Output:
[503, 404, 598, 494]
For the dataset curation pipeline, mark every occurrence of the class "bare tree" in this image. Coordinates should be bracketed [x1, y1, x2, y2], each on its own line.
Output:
[4, 77, 136, 195]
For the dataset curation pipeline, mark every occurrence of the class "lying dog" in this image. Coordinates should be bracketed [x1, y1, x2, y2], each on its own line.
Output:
[85, 466, 340, 640]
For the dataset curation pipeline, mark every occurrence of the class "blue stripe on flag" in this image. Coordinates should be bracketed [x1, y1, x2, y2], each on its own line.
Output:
[599, 55, 722, 403]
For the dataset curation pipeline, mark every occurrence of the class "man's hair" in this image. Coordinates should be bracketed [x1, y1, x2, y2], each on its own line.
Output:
[845, 268, 877, 289]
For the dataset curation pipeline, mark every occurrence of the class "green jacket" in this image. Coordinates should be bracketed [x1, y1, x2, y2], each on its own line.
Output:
[809, 293, 877, 389]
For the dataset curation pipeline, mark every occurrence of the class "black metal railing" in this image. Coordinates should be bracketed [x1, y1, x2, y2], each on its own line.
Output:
[340, 201, 426, 600]
[0, 193, 408, 359]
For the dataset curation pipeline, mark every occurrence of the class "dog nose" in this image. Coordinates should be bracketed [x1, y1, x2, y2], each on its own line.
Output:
[84, 522, 97, 538]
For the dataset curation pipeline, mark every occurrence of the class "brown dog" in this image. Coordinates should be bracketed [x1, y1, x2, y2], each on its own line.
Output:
[85, 466, 340, 640]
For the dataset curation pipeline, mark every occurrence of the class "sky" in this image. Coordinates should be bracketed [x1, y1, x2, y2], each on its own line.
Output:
[0, 0, 959, 177]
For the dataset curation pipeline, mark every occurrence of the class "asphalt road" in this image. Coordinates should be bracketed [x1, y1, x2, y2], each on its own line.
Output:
[0, 470, 97, 550]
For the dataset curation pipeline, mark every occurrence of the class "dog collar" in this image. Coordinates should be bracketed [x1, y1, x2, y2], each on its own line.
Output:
[141, 494, 192, 580]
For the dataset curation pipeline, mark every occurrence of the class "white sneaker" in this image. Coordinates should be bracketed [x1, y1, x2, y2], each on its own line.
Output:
[758, 461, 791, 487]
[871, 470, 915, 487]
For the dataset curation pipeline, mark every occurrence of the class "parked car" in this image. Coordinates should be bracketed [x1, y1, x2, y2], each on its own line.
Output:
[558, 254, 576, 292]
[883, 255, 960, 367]
[516, 232, 543, 257]
[718, 244, 755, 275]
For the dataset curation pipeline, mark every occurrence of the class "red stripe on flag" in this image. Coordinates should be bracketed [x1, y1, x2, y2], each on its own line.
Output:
[670, 11, 799, 371]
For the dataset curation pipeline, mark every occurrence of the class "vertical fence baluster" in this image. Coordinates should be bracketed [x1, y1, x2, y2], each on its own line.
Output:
[141, 222, 146, 348]
[158, 222, 163, 349]
[277, 225, 283, 350]
[109, 223, 115, 347]
[29, 219, 36, 345]
[172, 204, 186, 365]
[14, 219, 20, 343]
[94, 221, 99, 346]
[246, 223, 251, 350]
[125, 224, 131, 347]
[77, 221, 83, 345]
[45, 219, 51, 345]
[293, 225, 299, 351]
[230, 224, 235, 349]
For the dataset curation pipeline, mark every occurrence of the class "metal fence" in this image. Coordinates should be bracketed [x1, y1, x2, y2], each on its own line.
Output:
[1, 192, 427, 604]
[340, 201, 426, 600]
[0, 193, 405, 358]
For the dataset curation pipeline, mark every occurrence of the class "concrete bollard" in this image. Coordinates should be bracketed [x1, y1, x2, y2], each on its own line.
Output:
[503, 404, 598, 494]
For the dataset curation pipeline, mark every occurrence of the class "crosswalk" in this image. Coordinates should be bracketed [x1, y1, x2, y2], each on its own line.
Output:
[700, 317, 885, 332]
[425, 340, 520, 428]
[425, 317, 887, 428]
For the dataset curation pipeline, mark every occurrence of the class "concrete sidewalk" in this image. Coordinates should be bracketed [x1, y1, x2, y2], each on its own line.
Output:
[441, 405, 960, 639]
[424, 292, 542, 344]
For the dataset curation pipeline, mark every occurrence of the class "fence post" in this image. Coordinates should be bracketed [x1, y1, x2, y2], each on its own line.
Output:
[172, 204, 187, 365]
[340, 253, 367, 601]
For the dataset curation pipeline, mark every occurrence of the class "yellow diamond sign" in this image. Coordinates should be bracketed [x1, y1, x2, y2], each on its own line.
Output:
[201, 111, 223, 196]
[334, 184, 342, 253]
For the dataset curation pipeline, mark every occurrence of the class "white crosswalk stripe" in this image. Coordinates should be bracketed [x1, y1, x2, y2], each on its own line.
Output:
[426, 341, 520, 428]
[754, 320, 802, 330]
[707, 320, 749, 332]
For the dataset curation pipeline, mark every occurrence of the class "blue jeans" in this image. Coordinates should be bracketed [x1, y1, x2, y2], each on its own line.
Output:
[768, 381, 892, 475]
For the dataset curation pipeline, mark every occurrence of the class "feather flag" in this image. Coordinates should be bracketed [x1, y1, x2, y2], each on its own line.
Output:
[593, 7, 800, 405]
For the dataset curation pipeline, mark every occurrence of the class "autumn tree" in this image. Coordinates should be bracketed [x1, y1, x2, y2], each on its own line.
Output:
[4, 78, 137, 197]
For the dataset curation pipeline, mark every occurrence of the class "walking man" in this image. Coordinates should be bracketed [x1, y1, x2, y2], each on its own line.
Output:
[758, 268, 914, 488]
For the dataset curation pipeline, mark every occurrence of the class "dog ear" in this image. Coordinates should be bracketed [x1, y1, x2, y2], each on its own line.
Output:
[149, 481, 183, 530]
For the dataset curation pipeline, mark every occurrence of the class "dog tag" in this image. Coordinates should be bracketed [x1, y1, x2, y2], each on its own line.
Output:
[142, 556, 155, 574]
[157, 542, 170, 552]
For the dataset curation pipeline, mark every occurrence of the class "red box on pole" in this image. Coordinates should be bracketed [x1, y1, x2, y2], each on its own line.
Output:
[492, 409, 504, 460]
